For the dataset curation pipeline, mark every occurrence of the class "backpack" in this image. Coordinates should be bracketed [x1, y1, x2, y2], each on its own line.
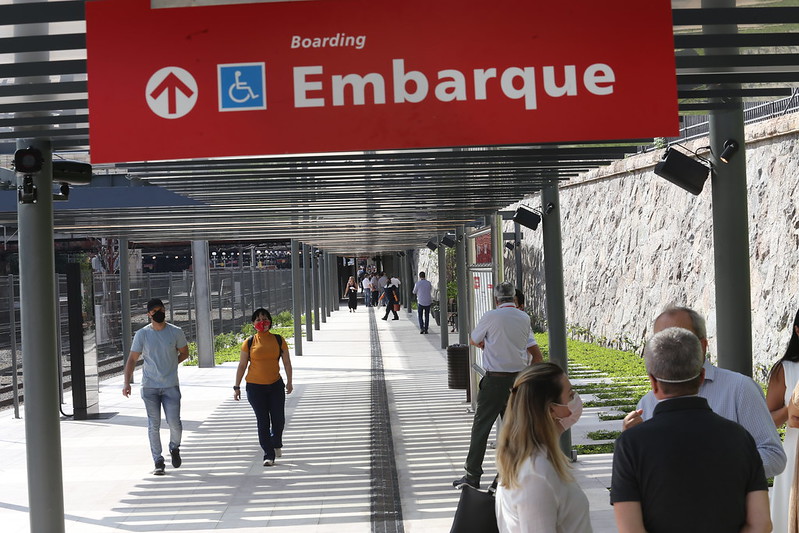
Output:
[247, 333, 284, 355]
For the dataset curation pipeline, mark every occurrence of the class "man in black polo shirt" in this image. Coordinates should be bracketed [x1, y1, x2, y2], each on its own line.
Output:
[610, 327, 771, 533]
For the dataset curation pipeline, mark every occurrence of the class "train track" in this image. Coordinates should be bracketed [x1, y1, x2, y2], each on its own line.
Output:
[0, 354, 128, 410]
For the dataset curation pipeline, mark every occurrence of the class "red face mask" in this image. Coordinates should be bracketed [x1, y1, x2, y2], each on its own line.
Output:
[254, 320, 270, 332]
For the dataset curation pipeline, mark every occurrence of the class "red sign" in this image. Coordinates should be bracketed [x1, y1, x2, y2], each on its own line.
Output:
[86, 0, 678, 163]
[474, 276, 481, 290]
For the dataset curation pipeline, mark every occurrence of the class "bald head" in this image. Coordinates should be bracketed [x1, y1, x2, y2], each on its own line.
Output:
[653, 307, 708, 355]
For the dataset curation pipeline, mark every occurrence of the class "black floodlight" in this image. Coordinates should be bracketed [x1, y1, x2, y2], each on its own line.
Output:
[653, 147, 710, 196]
[505, 241, 515, 251]
[441, 233, 457, 248]
[512, 206, 541, 231]
[426, 239, 438, 251]
[719, 139, 739, 164]
[14, 147, 43, 174]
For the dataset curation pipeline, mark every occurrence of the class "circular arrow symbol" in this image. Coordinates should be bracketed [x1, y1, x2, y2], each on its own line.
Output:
[145, 67, 198, 119]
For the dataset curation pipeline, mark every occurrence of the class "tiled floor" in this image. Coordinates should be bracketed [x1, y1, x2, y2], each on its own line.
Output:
[0, 306, 616, 532]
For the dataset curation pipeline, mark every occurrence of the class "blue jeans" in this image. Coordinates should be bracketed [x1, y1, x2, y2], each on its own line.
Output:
[141, 386, 182, 463]
[246, 379, 286, 461]
[418, 304, 431, 331]
[363, 288, 372, 307]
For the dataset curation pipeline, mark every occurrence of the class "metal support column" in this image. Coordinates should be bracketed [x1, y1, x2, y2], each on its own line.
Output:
[333, 254, 340, 311]
[311, 248, 320, 330]
[119, 237, 132, 370]
[490, 213, 504, 287]
[319, 251, 328, 323]
[17, 138, 66, 532]
[456, 226, 469, 345]
[705, 0, 752, 375]
[303, 243, 313, 341]
[406, 249, 414, 314]
[438, 236, 449, 348]
[404, 250, 410, 312]
[514, 222, 523, 291]
[192, 240, 215, 368]
[541, 183, 572, 457]
[291, 240, 303, 356]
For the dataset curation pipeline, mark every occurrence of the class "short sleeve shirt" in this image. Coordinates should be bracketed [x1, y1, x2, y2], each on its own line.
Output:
[130, 323, 188, 388]
[470, 303, 532, 372]
[242, 331, 288, 385]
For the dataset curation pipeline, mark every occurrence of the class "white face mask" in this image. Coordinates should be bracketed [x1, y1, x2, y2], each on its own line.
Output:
[553, 392, 583, 432]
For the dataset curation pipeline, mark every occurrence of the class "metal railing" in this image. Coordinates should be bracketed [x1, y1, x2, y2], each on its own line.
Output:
[672, 90, 799, 144]
[1, 267, 293, 412]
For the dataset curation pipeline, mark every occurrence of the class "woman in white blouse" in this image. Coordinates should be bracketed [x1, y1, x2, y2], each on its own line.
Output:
[496, 363, 592, 533]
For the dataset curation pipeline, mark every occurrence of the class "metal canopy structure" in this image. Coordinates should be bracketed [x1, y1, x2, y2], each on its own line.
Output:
[1, 0, 798, 253]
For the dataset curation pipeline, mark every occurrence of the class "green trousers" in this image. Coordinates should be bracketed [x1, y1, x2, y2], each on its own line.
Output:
[464, 374, 516, 481]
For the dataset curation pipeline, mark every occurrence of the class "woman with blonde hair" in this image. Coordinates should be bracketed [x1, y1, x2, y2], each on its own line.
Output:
[496, 362, 591, 533]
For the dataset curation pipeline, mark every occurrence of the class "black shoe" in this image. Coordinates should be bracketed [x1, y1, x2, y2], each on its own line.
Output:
[170, 447, 182, 468]
[453, 476, 479, 490]
[392, 317, 399, 320]
[154, 458, 166, 476]
[381, 317, 388, 320]
[420, 330, 425, 334]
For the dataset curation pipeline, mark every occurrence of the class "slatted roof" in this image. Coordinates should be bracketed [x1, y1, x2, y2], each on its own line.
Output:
[1, 0, 798, 253]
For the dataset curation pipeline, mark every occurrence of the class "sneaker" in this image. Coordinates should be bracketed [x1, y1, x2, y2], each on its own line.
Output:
[153, 459, 166, 476]
[170, 447, 182, 469]
[275, 448, 282, 458]
[263, 458, 275, 467]
[420, 330, 425, 334]
[452, 476, 479, 490]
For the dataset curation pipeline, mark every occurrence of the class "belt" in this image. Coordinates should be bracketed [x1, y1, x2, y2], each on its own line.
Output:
[485, 371, 519, 377]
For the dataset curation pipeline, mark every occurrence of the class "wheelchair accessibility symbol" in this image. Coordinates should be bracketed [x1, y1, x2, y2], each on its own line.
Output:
[218, 63, 266, 111]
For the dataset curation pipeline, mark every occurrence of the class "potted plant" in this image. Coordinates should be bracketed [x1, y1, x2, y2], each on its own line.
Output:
[431, 300, 441, 326]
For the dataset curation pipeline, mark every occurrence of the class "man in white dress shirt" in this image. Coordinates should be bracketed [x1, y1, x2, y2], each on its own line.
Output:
[623, 306, 786, 478]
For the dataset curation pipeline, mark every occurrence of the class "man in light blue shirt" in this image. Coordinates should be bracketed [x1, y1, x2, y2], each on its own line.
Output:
[413, 271, 433, 334]
[624, 306, 786, 478]
[123, 298, 189, 475]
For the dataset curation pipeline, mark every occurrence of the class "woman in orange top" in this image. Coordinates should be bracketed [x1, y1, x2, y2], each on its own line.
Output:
[234, 308, 293, 466]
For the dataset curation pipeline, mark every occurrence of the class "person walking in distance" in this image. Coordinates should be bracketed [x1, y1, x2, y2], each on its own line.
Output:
[380, 277, 400, 320]
[123, 298, 189, 476]
[413, 271, 433, 334]
[361, 274, 373, 308]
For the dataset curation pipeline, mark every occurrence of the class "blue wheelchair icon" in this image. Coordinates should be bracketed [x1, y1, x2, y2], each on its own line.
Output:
[218, 63, 266, 111]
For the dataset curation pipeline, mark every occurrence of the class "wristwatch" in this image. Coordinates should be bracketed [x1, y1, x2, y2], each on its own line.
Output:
[233, 386, 240, 391]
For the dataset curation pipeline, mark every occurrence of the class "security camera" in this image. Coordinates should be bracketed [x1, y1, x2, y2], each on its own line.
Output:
[53, 161, 92, 185]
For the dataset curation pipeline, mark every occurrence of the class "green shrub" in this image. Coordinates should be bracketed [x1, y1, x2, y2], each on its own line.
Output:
[574, 443, 614, 454]
[598, 412, 627, 421]
[183, 324, 295, 366]
[587, 430, 621, 441]
[274, 310, 293, 327]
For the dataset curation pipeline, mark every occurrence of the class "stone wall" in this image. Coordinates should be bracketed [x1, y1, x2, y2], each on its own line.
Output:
[501, 113, 799, 379]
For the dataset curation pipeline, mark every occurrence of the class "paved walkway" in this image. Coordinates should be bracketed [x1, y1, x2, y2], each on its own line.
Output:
[0, 305, 615, 532]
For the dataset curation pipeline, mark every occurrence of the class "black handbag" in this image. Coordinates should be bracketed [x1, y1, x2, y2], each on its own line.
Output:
[450, 476, 500, 533]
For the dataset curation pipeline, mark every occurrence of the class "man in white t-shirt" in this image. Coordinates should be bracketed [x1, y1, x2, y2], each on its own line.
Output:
[361, 275, 373, 307]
